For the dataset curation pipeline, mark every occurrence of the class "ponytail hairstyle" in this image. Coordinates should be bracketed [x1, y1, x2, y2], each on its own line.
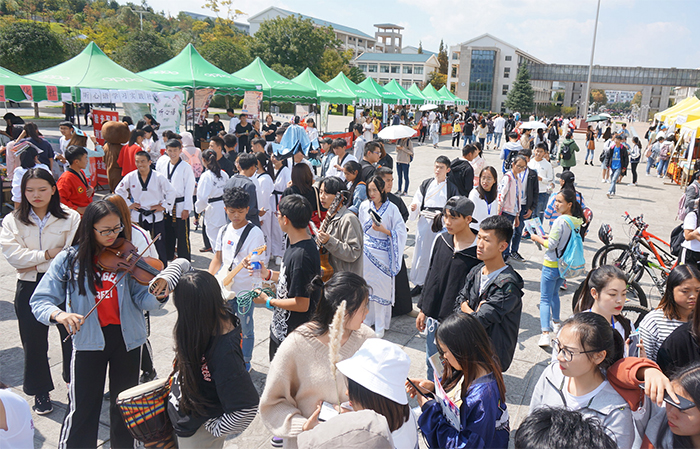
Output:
[255, 151, 274, 179]
[19, 145, 39, 169]
[142, 124, 158, 141]
[557, 188, 585, 220]
[128, 129, 145, 146]
[343, 160, 363, 193]
[23, 122, 40, 140]
[201, 149, 222, 179]
[574, 265, 632, 338]
[308, 272, 370, 337]
[560, 312, 624, 373]
[656, 362, 700, 448]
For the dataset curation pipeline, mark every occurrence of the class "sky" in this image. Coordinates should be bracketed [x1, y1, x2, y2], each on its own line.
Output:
[145, 0, 700, 69]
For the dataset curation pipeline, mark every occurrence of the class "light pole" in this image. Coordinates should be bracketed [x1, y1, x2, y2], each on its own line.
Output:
[582, 0, 601, 119]
[128, 8, 149, 31]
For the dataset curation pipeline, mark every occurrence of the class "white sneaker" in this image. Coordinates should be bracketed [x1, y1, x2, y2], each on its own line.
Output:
[551, 322, 561, 334]
[538, 333, 551, 348]
[375, 329, 385, 338]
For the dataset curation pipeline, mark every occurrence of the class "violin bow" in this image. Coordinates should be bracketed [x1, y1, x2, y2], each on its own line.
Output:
[63, 234, 162, 343]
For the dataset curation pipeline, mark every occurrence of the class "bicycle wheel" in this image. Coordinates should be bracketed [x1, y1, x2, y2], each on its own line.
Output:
[622, 303, 651, 328]
[571, 279, 648, 311]
[594, 243, 643, 283]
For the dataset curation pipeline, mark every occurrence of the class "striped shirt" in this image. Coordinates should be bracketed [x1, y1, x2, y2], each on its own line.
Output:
[638, 309, 685, 362]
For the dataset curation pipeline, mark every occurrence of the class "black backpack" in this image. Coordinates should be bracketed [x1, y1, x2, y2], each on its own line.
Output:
[671, 224, 685, 257]
[503, 150, 518, 171]
[560, 142, 573, 161]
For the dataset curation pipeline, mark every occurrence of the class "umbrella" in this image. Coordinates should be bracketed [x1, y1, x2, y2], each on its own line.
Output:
[377, 125, 417, 140]
[519, 121, 547, 130]
[419, 104, 438, 111]
[586, 114, 611, 123]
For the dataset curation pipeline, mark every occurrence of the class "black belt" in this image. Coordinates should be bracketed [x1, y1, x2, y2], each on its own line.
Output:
[137, 208, 156, 228]
[208, 196, 223, 203]
[174, 197, 185, 203]
[422, 207, 442, 212]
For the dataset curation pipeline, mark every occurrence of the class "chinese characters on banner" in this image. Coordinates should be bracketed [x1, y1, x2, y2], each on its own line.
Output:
[19, 85, 32, 101]
[185, 89, 215, 126]
[151, 91, 183, 136]
[46, 86, 58, 102]
[0, 86, 5, 102]
[92, 109, 120, 188]
[242, 91, 263, 118]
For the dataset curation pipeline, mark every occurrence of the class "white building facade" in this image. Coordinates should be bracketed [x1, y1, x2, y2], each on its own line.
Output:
[353, 51, 440, 89]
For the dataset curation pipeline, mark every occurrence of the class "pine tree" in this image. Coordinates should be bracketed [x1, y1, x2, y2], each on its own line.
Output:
[417, 41, 423, 54]
[438, 39, 448, 75]
[505, 63, 535, 114]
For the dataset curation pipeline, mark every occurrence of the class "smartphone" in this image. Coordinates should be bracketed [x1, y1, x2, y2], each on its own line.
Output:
[626, 332, 640, 358]
[318, 401, 339, 422]
[406, 378, 434, 400]
[638, 384, 696, 410]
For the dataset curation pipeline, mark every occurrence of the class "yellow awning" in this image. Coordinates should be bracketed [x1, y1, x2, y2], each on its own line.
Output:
[656, 97, 700, 122]
[668, 104, 700, 126]
[681, 118, 700, 132]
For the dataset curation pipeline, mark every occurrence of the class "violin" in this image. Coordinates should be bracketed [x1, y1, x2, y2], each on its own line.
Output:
[97, 237, 164, 285]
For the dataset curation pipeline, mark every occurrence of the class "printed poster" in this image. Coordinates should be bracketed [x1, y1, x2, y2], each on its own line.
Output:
[151, 91, 183, 135]
[242, 90, 263, 117]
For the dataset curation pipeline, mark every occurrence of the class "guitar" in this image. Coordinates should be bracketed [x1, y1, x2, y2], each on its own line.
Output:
[310, 192, 347, 282]
[216, 244, 267, 300]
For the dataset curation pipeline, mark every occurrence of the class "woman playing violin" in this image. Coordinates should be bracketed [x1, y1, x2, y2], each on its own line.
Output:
[29, 200, 187, 449]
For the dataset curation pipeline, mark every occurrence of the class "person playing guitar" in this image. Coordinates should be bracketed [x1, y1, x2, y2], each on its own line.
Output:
[314, 176, 364, 278]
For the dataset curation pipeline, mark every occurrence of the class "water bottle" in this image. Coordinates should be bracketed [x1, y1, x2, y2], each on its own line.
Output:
[250, 251, 263, 290]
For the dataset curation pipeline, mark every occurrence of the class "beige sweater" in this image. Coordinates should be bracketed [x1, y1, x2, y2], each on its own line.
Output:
[322, 206, 363, 276]
[260, 323, 375, 449]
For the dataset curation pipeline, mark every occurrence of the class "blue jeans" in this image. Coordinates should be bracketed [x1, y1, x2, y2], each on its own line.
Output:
[609, 168, 622, 195]
[657, 159, 669, 177]
[478, 137, 486, 148]
[646, 156, 655, 174]
[585, 149, 594, 162]
[502, 212, 516, 259]
[510, 205, 529, 255]
[231, 298, 255, 362]
[464, 135, 474, 144]
[425, 317, 439, 380]
[540, 265, 565, 331]
[487, 133, 494, 144]
[537, 192, 549, 223]
[397, 162, 410, 192]
[494, 133, 502, 148]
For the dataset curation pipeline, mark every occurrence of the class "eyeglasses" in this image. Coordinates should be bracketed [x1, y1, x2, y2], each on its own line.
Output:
[551, 339, 601, 362]
[94, 224, 124, 237]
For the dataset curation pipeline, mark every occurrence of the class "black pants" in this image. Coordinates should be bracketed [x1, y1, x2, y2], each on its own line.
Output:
[140, 219, 168, 266]
[631, 162, 639, 184]
[682, 248, 700, 272]
[164, 214, 191, 261]
[392, 259, 412, 317]
[451, 134, 460, 147]
[202, 221, 211, 249]
[61, 325, 140, 449]
[140, 312, 153, 374]
[562, 166, 571, 172]
[419, 127, 427, 143]
[269, 334, 281, 362]
[14, 275, 72, 395]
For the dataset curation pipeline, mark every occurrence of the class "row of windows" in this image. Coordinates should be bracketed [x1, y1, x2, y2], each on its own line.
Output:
[526, 64, 700, 86]
[469, 50, 496, 110]
[359, 64, 425, 75]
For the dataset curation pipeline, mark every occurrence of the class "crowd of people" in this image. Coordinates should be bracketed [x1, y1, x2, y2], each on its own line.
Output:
[0, 106, 699, 449]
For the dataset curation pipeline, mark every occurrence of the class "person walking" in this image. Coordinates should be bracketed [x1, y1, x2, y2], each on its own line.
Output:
[395, 137, 413, 196]
[606, 135, 629, 199]
[584, 125, 595, 165]
[629, 136, 642, 186]
[558, 131, 579, 172]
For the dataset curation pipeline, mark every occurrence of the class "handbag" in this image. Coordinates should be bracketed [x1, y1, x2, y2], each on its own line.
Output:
[587, 140, 595, 150]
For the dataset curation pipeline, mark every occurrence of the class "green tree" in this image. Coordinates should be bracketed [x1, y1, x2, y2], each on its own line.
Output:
[346, 65, 365, 84]
[0, 21, 66, 74]
[631, 91, 642, 106]
[317, 48, 350, 82]
[428, 70, 446, 90]
[270, 63, 298, 79]
[417, 41, 423, 54]
[199, 38, 252, 73]
[437, 39, 448, 75]
[590, 89, 607, 107]
[505, 64, 535, 114]
[113, 30, 174, 72]
[250, 15, 340, 76]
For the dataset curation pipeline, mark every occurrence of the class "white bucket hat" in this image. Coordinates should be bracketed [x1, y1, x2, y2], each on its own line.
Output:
[336, 338, 410, 405]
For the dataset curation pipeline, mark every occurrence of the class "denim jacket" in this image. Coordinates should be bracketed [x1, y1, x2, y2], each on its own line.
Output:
[30, 246, 167, 352]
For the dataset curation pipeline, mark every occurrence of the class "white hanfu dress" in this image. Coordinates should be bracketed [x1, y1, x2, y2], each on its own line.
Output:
[359, 199, 407, 337]
[194, 168, 230, 249]
[256, 171, 275, 263]
[408, 178, 449, 286]
[270, 164, 291, 259]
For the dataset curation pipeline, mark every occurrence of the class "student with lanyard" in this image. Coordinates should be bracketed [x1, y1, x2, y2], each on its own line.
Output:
[255, 152, 275, 262]
[56, 145, 94, 215]
[208, 188, 266, 372]
[115, 150, 176, 265]
[156, 139, 196, 262]
[30, 200, 189, 449]
[325, 138, 358, 181]
[196, 149, 230, 255]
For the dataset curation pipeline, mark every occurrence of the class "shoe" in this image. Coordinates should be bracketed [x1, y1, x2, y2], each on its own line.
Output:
[522, 232, 531, 240]
[410, 285, 423, 296]
[199, 247, 213, 253]
[103, 391, 110, 401]
[607, 193, 612, 199]
[407, 308, 419, 318]
[601, 178, 606, 183]
[33, 393, 53, 415]
[403, 191, 408, 196]
[375, 329, 385, 338]
[271, 436, 284, 447]
[538, 333, 551, 348]
[560, 281, 567, 290]
[551, 322, 561, 334]
[510, 252, 524, 261]
[140, 369, 157, 384]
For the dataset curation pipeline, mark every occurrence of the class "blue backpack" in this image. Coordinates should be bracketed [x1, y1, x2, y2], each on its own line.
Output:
[557, 216, 586, 279]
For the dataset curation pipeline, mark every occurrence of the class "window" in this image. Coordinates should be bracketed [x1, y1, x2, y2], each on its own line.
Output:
[380, 79, 389, 85]
[450, 83, 457, 93]
[368, 64, 377, 73]
[403, 65, 413, 74]
[414, 65, 424, 75]
[452, 52, 460, 60]
[402, 81, 412, 89]
[380, 64, 389, 73]
[502, 85, 509, 95]
[358, 64, 367, 72]
[359, 39, 363, 43]
[451, 65, 458, 78]
[469, 49, 496, 110]
[504, 67, 510, 79]
[391, 65, 400, 73]
[505, 55, 512, 61]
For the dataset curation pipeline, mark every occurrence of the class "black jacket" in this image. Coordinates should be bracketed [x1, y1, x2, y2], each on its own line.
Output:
[388, 192, 409, 222]
[525, 168, 539, 213]
[418, 232, 479, 321]
[448, 158, 474, 198]
[657, 322, 699, 377]
[455, 263, 524, 371]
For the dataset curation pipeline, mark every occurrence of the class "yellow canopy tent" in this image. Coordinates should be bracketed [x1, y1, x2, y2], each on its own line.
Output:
[667, 103, 700, 127]
[656, 97, 700, 122]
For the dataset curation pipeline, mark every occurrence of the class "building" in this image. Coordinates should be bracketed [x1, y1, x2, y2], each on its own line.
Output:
[354, 51, 440, 89]
[247, 7, 381, 55]
[447, 34, 551, 112]
[374, 24, 403, 54]
[605, 90, 637, 104]
[182, 11, 249, 34]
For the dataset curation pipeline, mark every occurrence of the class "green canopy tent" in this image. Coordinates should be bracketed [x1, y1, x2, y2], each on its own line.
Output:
[407, 84, 429, 103]
[26, 42, 173, 103]
[327, 72, 382, 106]
[139, 44, 260, 93]
[0, 66, 70, 102]
[438, 86, 468, 106]
[232, 57, 317, 103]
[291, 68, 355, 104]
[384, 80, 424, 105]
[421, 84, 445, 105]
[358, 78, 404, 105]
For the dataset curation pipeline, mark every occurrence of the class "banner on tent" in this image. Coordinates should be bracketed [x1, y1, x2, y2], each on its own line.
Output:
[324, 131, 353, 147]
[320, 102, 329, 134]
[152, 91, 183, 135]
[20, 85, 32, 101]
[0, 86, 4, 102]
[185, 88, 215, 126]
[79, 88, 159, 104]
[242, 91, 263, 117]
[92, 109, 118, 188]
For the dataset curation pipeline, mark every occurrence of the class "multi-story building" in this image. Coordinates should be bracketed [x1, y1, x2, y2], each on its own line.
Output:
[354, 51, 440, 89]
[447, 34, 551, 112]
[605, 90, 636, 104]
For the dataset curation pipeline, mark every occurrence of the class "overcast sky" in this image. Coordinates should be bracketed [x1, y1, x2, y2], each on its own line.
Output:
[147, 0, 700, 69]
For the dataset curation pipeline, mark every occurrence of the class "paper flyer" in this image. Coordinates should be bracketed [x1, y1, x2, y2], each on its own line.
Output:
[524, 217, 545, 250]
[429, 355, 460, 430]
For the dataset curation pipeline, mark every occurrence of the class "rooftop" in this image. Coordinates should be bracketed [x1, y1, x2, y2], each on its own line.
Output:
[355, 52, 436, 63]
[456, 33, 546, 64]
[248, 7, 374, 40]
[374, 23, 404, 30]
[181, 11, 249, 30]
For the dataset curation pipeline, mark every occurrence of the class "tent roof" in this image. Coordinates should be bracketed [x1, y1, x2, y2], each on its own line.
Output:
[421, 83, 444, 104]
[681, 117, 700, 132]
[358, 78, 404, 104]
[666, 102, 700, 125]
[326, 72, 382, 105]
[407, 84, 428, 101]
[26, 42, 171, 100]
[655, 97, 699, 121]
[291, 68, 355, 104]
[383, 80, 424, 105]
[0, 66, 70, 102]
[138, 44, 259, 93]
[232, 57, 316, 102]
[438, 86, 467, 105]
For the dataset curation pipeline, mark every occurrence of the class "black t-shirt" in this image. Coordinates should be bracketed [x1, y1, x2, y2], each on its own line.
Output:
[168, 317, 260, 437]
[657, 322, 700, 376]
[463, 122, 474, 136]
[208, 121, 225, 138]
[235, 123, 253, 152]
[263, 123, 277, 142]
[360, 159, 376, 182]
[217, 154, 235, 177]
[270, 238, 321, 343]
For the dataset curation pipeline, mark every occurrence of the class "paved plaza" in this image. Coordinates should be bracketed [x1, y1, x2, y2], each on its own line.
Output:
[0, 119, 681, 448]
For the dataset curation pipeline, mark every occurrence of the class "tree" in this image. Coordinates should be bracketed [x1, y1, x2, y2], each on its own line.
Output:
[428, 70, 446, 90]
[347, 66, 365, 84]
[437, 39, 448, 75]
[417, 41, 423, 54]
[505, 64, 535, 114]
[631, 91, 642, 106]
[199, 37, 252, 73]
[113, 30, 174, 72]
[590, 89, 607, 107]
[317, 48, 352, 82]
[250, 15, 340, 77]
[270, 63, 297, 79]
[0, 21, 66, 74]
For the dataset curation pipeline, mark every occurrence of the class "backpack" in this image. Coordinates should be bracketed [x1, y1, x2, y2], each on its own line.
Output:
[503, 150, 518, 172]
[660, 142, 671, 161]
[557, 216, 586, 279]
[679, 184, 699, 221]
[670, 224, 685, 257]
[548, 126, 558, 141]
[560, 142, 573, 161]
[505, 119, 515, 135]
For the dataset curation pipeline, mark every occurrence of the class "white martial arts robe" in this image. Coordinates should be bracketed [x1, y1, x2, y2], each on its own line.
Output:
[409, 178, 449, 286]
[270, 165, 291, 258]
[195, 169, 230, 249]
[256, 171, 274, 263]
[325, 153, 358, 181]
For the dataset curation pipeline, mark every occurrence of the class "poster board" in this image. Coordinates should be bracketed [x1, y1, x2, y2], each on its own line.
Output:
[91, 108, 119, 188]
[242, 91, 263, 117]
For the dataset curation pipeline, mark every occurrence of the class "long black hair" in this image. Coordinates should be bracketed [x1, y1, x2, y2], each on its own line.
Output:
[658, 265, 700, 321]
[19, 145, 39, 169]
[657, 362, 700, 448]
[201, 149, 222, 179]
[308, 272, 369, 337]
[16, 168, 68, 226]
[557, 188, 585, 220]
[343, 160, 363, 199]
[23, 122, 40, 140]
[366, 175, 387, 204]
[477, 166, 498, 204]
[347, 377, 409, 433]
[560, 312, 624, 372]
[143, 113, 159, 129]
[172, 270, 238, 417]
[574, 265, 632, 338]
[128, 129, 145, 146]
[74, 200, 125, 296]
[142, 124, 159, 142]
[255, 151, 274, 179]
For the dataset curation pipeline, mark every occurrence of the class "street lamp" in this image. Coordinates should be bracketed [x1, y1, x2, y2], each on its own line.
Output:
[127, 7, 149, 31]
[582, 0, 602, 120]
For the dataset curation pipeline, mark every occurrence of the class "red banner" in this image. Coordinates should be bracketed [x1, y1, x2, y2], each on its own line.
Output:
[92, 109, 119, 188]
[0, 86, 4, 102]
[20, 85, 32, 101]
[46, 86, 58, 102]
[323, 131, 354, 148]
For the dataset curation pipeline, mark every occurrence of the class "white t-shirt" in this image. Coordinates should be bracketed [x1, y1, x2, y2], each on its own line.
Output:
[683, 211, 700, 252]
[228, 117, 240, 134]
[479, 265, 508, 295]
[468, 188, 497, 230]
[326, 153, 358, 181]
[391, 412, 419, 449]
[0, 389, 34, 449]
[215, 222, 266, 295]
[493, 116, 506, 133]
[362, 121, 373, 142]
[563, 378, 609, 411]
[528, 158, 554, 193]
